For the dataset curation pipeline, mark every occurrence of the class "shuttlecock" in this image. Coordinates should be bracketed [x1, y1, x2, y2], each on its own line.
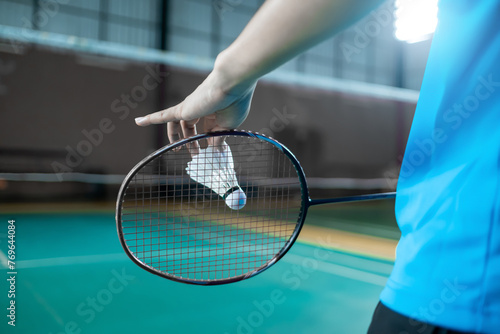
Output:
[186, 143, 246, 210]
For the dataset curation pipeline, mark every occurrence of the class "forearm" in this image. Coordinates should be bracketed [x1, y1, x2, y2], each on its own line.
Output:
[135, 0, 387, 132]
[215, 0, 385, 89]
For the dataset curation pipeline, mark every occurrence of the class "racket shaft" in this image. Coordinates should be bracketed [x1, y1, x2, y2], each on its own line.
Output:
[309, 192, 396, 206]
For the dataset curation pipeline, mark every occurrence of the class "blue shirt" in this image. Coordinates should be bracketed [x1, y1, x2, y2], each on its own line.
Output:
[380, 1, 500, 333]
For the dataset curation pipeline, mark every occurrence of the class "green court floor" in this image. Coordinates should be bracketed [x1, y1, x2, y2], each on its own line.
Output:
[0, 211, 393, 334]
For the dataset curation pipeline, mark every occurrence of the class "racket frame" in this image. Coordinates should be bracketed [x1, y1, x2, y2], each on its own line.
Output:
[116, 130, 310, 285]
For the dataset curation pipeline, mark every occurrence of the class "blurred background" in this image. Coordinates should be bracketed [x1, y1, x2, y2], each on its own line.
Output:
[0, 0, 433, 202]
[0, 0, 434, 333]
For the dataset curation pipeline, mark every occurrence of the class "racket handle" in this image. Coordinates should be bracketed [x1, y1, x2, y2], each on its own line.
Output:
[309, 192, 396, 206]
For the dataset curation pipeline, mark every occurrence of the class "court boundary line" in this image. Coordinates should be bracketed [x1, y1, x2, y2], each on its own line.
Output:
[282, 253, 388, 287]
[0, 204, 398, 262]
[8, 251, 389, 287]
[290, 243, 394, 275]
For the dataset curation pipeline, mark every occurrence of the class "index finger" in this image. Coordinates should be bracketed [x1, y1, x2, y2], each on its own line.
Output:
[135, 105, 181, 126]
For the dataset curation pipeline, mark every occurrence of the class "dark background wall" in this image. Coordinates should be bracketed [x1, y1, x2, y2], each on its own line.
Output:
[0, 45, 415, 172]
[0, 44, 416, 201]
[0, 0, 436, 201]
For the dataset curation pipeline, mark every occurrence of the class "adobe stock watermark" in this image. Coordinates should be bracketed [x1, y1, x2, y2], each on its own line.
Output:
[213, 0, 244, 21]
[224, 235, 334, 334]
[51, 64, 169, 180]
[257, 105, 297, 138]
[9, 0, 69, 54]
[47, 267, 135, 334]
[401, 277, 467, 334]
[340, 4, 393, 63]
[384, 73, 500, 188]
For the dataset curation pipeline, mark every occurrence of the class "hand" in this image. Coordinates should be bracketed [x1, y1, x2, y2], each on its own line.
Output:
[135, 68, 256, 145]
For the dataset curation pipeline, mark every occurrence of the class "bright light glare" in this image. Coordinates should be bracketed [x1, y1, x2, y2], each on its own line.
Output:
[394, 0, 439, 43]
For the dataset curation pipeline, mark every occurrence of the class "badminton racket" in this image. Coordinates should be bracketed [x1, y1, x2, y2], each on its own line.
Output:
[116, 130, 395, 285]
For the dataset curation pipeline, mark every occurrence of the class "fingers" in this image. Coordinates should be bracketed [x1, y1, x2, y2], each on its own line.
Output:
[134, 75, 255, 154]
[136, 102, 200, 143]
[181, 119, 198, 139]
[203, 116, 227, 150]
[181, 119, 200, 156]
[167, 118, 200, 156]
[167, 121, 182, 144]
[135, 105, 181, 126]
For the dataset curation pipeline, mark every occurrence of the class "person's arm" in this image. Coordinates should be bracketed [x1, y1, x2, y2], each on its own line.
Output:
[215, 0, 384, 88]
[135, 0, 385, 142]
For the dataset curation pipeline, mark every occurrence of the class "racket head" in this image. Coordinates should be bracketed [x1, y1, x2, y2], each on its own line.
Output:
[116, 130, 309, 285]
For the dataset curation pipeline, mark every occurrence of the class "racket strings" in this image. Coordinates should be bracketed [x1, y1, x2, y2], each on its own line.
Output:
[119, 136, 302, 282]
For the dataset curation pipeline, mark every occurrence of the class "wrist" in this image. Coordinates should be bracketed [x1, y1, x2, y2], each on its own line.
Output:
[213, 49, 256, 94]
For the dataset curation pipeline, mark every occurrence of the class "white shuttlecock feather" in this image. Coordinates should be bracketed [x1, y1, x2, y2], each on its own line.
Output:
[186, 144, 246, 210]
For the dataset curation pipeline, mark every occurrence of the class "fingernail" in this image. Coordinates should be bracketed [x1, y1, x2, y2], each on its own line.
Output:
[135, 117, 146, 125]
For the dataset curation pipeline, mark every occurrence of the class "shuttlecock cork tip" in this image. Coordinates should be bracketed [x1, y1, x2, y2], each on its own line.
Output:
[225, 188, 247, 210]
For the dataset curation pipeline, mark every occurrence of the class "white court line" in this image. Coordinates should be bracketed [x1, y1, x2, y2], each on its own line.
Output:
[10, 253, 127, 269]
[294, 243, 394, 275]
[283, 254, 388, 287]
[24, 280, 66, 327]
[5, 251, 389, 287]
